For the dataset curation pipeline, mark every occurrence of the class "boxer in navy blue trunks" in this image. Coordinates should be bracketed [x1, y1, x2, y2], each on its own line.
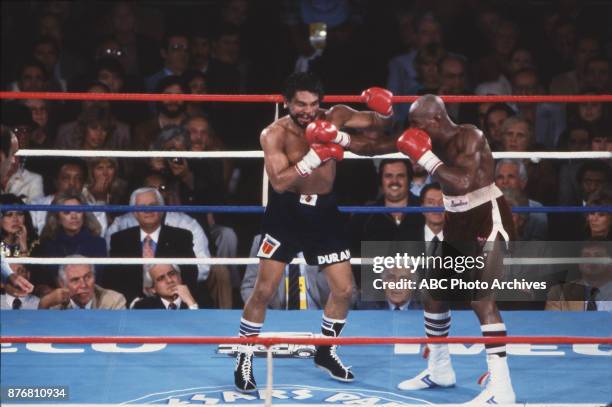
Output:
[234, 72, 397, 392]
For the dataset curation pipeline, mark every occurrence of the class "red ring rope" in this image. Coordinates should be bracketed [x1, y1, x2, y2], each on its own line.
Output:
[1, 336, 610, 345]
[1, 91, 611, 103]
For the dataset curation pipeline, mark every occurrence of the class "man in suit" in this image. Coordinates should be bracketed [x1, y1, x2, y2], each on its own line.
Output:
[132, 263, 198, 310]
[106, 187, 198, 303]
[546, 239, 612, 311]
[241, 235, 356, 310]
[38, 256, 125, 309]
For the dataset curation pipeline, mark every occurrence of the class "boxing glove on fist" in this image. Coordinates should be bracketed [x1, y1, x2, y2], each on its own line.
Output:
[361, 87, 393, 117]
[305, 120, 351, 148]
[397, 128, 443, 174]
[295, 143, 344, 177]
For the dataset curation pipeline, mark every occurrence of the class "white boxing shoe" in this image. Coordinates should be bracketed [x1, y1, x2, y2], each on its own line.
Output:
[464, 357, 516, 405]
[398, 364, 456, 390]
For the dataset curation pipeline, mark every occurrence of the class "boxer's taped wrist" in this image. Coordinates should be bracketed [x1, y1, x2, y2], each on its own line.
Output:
[377, 110, 393, 119]
[296, 149, 321, 177]
[417, 150, 443, 174]
[335, 131, 351, 148]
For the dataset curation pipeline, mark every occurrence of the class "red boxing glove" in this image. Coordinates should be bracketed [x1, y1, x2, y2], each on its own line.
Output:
[397, 128, 443, 174]
[361, 87, 393, 117]
[305, 120, 351, 148]
[295, 143, 344, 177]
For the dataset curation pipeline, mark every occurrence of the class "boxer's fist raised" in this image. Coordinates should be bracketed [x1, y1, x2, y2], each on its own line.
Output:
[361, 87, 393, 117]
[397, 128, 443, 174]
[295, 143, 344, 177]
[305, 120, 350, 148]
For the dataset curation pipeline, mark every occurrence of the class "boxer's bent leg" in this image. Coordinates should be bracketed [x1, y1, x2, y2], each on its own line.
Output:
[322, 261, 354, 320]
[242, 259, 286, 323]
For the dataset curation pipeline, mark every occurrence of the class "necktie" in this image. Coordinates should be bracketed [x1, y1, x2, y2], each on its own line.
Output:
[12, 298, 22, 310]
[287, 264, 301, 310]
[168, 302, 178, 310]
[394, 305, 401, 311]
[142, 235, 155, 258]
[586, 287, 599, 311]
[429, 236, 441, 256]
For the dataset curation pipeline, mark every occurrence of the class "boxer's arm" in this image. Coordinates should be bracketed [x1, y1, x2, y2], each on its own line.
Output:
[432, 133, 482, 194]
[260, 127, 302, 193]
[327, 105, 391, 129]
[346, 133, 398, 156]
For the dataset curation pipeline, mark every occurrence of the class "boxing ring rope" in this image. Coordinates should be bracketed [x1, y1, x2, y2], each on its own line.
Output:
[3, 91, 611, 407]
[2, 91, 611, 103]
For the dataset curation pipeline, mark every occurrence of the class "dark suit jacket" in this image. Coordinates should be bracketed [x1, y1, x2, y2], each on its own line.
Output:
[132, 295, 189, 309]
[107, 225, 198, 303]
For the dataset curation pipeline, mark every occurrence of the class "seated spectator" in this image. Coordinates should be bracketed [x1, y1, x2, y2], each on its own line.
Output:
[475, 47, 534, 96]
[483, 103, 515, 151]
[132, 76, 188, 150]
[38, 258, 125, 309]
[436, 54, 478, 125]
[6, 59, 49, 92]
[549, 35, 601, 95]
[31, 36, 66, 92]
[132, 264, 198, 309]
[30, 158, 108, 236]
[494, 159, 548, 240]
[582, 56, 610, 93]
[106, 174, 212, 306]
[472, 19, 519, 84]
[183, 114, 234, 190]
[510, 68, 566, 149]
[0, 194, 40, 257]
[409, 43, 446, 95]
[349, 159, 424, 256]
[106, 187, 198, 304]
[32, 192, 107, 293]
[557, 124, 596, 207]
[0, 262, 40, 310]
[567, 93, 609, 129]
[357, 266, 421, 311]
[0, 108, 44, 203]
[22, 99, 56, 149]
[500, 117, 558, 205]
[545, 239, 611, 311]
[183, 70, 209, 116]
[240, 234, 346, 310]
[145, 31, 190, 93]
[553, 161, 611, 241]
[190, 28, 210, 74]
[585, 191, 611, 240]
[82, 157, 128, 207]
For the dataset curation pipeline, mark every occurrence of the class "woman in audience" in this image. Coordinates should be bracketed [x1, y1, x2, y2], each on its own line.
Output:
[31, 193, 107, 294]
[82, 157, 129, 224]
[0, 194, 39, 257]
[585, 191, 611, 240]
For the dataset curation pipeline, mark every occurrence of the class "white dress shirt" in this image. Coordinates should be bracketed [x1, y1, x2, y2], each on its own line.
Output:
[106, 212, 211, 281]
[0, 293, 40, 310]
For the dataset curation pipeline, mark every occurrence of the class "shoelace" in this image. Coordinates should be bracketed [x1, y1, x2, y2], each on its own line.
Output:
[240, 352, 253, 381]
[329, 345, 352, 372]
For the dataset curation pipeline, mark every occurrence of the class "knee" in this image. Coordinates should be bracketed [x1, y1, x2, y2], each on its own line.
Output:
[331, 284, 354, 303]
[250, 283, 276, 304]
[470, 299, 495, 314]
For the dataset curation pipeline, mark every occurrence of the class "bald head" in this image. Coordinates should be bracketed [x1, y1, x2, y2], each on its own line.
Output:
[409, 94, 446, 121]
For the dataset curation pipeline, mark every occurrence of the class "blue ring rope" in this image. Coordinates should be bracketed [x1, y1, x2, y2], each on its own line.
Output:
[0, 204, 610, 213]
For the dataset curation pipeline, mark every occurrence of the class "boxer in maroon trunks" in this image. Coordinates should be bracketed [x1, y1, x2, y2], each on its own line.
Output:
[396, 94, 516, 404]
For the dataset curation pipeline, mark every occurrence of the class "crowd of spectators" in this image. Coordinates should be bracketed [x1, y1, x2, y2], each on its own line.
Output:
[1, 0, 610, 311]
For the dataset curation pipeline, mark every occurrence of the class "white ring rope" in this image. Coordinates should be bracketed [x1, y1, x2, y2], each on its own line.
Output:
[5, 257, 610, 266]
[15, 149, 612, 160]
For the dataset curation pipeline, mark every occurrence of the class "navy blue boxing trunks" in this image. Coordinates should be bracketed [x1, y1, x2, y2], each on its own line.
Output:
[257, 189, 351, 266]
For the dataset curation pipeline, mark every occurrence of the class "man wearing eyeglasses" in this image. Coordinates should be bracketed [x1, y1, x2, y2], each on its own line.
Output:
[132, 264, 198, 310]
[145, 32, 190, 93]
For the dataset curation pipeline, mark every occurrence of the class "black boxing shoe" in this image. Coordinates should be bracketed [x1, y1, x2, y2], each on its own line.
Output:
[234, 348, 257, 393]
[314, 345, 354, 382]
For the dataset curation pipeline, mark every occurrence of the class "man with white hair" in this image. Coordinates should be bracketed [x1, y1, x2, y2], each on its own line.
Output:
[38, 255, 125, 309]
[106, 187, 198, 304]
[494, 158, 548, 240]
[132, 263, 198, 309]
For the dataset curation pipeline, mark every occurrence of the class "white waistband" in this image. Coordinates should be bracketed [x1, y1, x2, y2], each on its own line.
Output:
[443, 184, 503, 212]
